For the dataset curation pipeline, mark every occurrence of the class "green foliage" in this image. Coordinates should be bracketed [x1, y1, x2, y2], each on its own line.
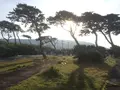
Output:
[7, 56, 109, 90]
[105, 56, 116, 67]
[0, 45, 14, 57]
[80, 12, 120, 47]
[0, 57, 34, 73]
[104, 14, 120, 35]
[110, 45, 120, 58]
[7, 64, 25, 72]
[42, 66, 61, 79]
[0, 20, 23, 44]
[80, 12, 103, 35]
[47, 10, 79, 25]
[8, 3, 50, 58]
[73, 45, 105, 63]
[8, 56, 78, 90]
[0, 43, 37, 58]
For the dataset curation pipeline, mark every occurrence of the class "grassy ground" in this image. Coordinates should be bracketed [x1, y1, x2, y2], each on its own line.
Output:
[83, 56, 117, 90]
[8, 56, 79, 90]
[0, 55, 116, 90]
[0, 58, 33, 67]
[84, 66, 108, 90]
[0, 58, 35, 73]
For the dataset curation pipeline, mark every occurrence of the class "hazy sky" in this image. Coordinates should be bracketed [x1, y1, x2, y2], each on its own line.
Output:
[0, 0, 120, 48]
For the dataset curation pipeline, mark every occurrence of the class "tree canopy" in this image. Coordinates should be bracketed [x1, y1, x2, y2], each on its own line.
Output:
[48, 10, 80, 46]
[0, 20, 23, 44]
[8, 3, 50, 58]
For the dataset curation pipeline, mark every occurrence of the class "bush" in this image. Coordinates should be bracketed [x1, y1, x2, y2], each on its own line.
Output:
[109, 45, 120, 58]
[73, 45, 104, 63]
[0, 43, 37, 58]
[15, 44, 37, 55]
[42, 66, 61, 79]
[0, 45, 14, 57]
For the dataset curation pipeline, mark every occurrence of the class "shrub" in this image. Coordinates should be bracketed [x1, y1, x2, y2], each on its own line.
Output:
[0, 45, 15, 57]
[42, 66, 61, 79]
[0, 43, 37, 58]
[109, 45, 120, 58]
[73, 45, 104, 63]
[14, 44, 37, 55]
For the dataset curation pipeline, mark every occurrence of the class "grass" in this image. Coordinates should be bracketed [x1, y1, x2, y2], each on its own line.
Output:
[0, 58, 33, 68]
[4, 55, 116, 90]
[8, 56, 79, 90]
[84, 67, 108, 90]
[83, 56, 117, 90]
[105, 56, 117, 67]
[0, 57, 41, 73]
[55, 56, 78, 74]
[0, 62, 33, 73]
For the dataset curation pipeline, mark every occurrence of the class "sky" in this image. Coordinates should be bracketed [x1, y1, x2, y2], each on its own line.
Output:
[0, 0, 120, 48]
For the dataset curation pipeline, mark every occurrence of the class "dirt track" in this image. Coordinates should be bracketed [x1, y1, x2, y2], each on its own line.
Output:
[0, 60, 57, 90]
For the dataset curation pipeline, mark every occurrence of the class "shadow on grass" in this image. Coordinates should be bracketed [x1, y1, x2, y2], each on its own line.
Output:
[63, 60, 110, 90]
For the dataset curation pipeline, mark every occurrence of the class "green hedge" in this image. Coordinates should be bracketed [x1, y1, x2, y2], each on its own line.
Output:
[0, 43, 37, 57]
[73, 45, 105, 63]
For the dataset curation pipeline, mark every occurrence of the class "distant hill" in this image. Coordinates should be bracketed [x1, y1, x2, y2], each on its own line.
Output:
[45, 40, 94, 49]
[3, 39, 94, 49]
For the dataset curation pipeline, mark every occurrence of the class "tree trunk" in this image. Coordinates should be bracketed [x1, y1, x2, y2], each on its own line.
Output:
[13, 31, 17, 45]
[1, 31, 9, 43]
[49, 39, 56, 50]
[50, 41, 56, 50]
[70, 32, 80, 46]
[38, 32, 46, 59]
[100, 30, 111, 44]
[7, 33, 11, 44]
[16, 32, 21, 44]
[28, 39, 32, 45]
[108, 32, 114, 47]
[94, 32, 98, 48]
[35, 22, 46, 59]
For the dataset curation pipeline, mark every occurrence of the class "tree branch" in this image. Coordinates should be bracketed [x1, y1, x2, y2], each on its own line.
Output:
[60, 22, 69, 31]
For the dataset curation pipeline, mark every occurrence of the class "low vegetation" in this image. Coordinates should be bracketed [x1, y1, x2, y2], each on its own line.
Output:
[0, 58, 33, 68]
[73, 45, 105, 63]
[6, 56, 112, 90]
[7, 56, 79, 90]
[42, 66, 61, 79]
[0, 57, 37, 74]
[105, 56, 117, 67]
[0, 42, 37, 57]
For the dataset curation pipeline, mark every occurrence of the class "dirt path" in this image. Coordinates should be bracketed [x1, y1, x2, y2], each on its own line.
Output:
[0, 60, 57, 90]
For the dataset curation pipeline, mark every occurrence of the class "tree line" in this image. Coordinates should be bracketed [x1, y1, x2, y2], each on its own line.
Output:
[0, 3, 120, 58]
